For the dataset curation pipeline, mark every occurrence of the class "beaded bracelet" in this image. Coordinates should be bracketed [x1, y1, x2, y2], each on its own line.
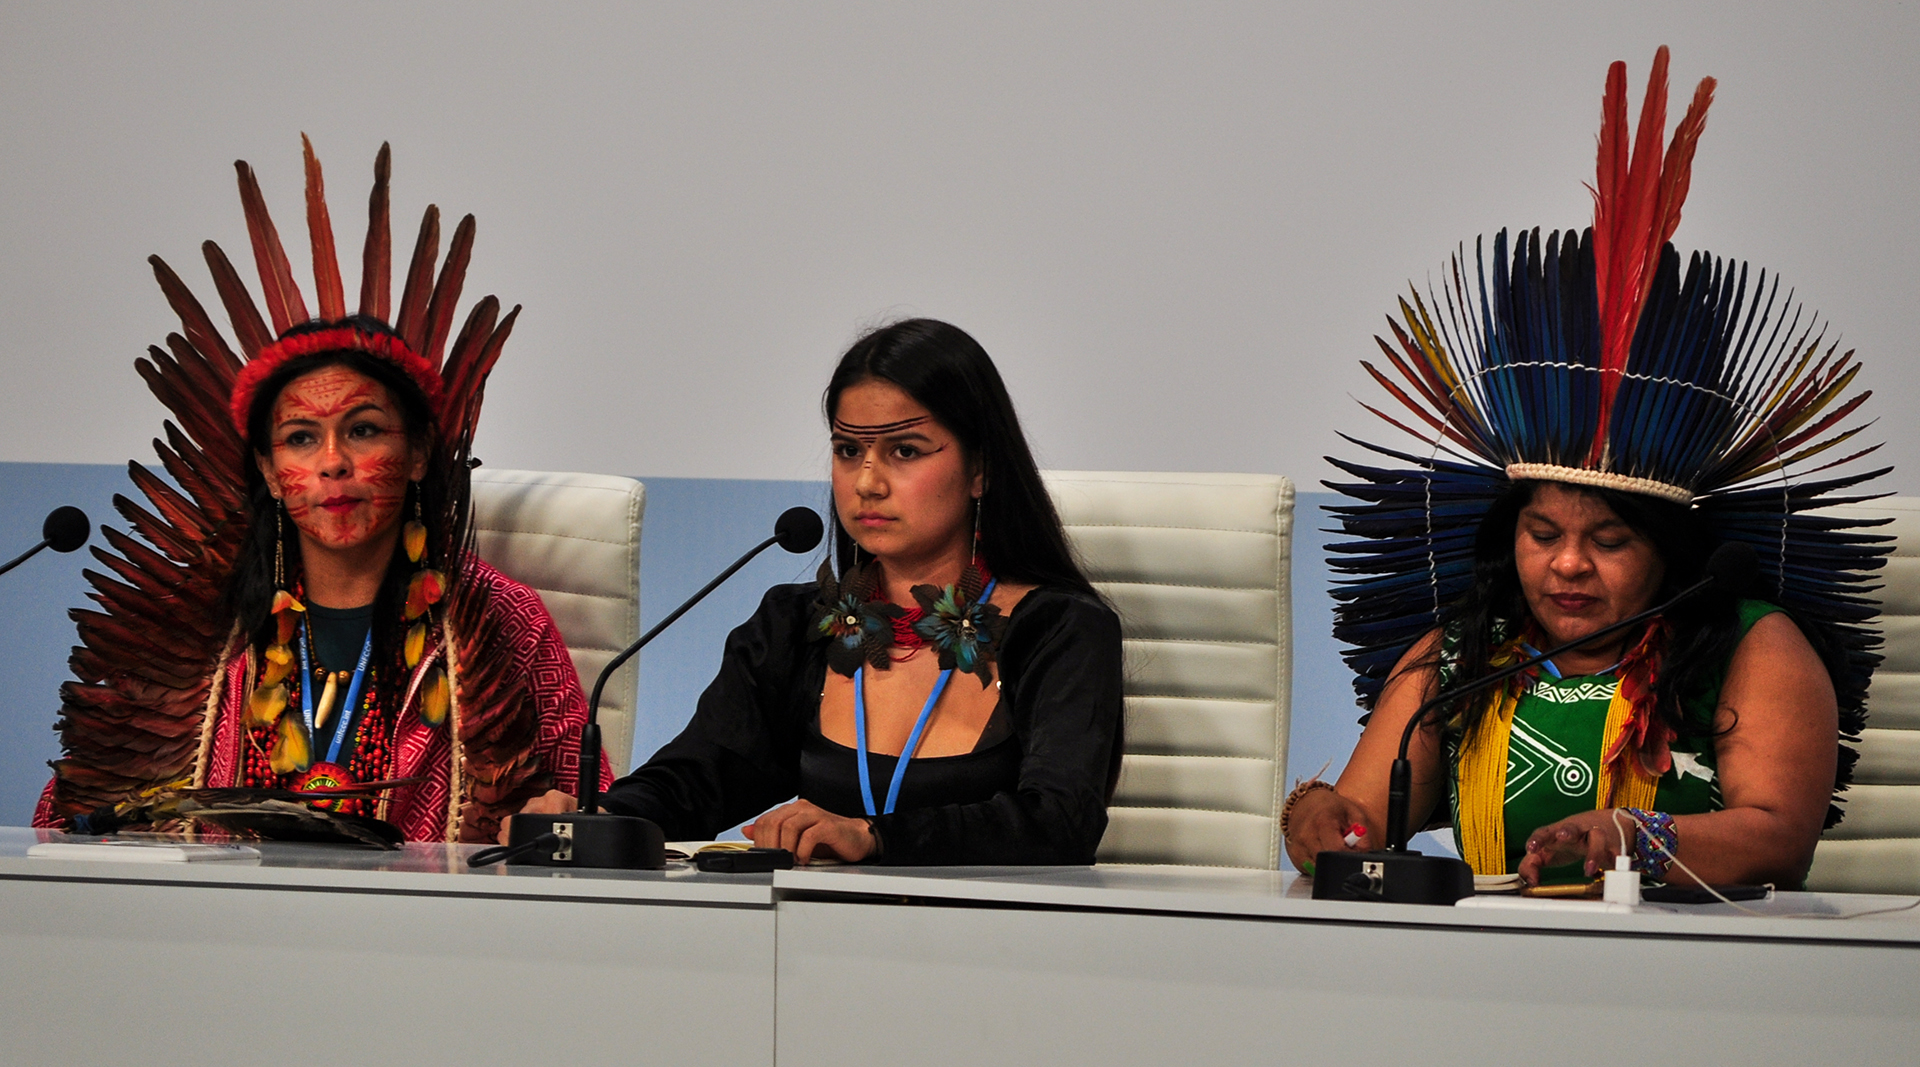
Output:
[1620, 808, 1678, 880]
[1279, 779, 1335, 840]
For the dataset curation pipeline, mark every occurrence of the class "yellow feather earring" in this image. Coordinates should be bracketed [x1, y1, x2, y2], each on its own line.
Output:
[261, 500, 306, 771]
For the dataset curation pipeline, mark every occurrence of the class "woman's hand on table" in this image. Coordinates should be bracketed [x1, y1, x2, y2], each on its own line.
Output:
[745, 799, 877, 865]
[1518, 808, 1634, 885]
[497, 790, 578, 845]
[1282, 786, 1375, 873]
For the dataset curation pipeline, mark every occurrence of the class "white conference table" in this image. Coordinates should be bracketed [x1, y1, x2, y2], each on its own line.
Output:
[0, 827, 777, 1065]
[772, 864, 1920, 1066]
[4, 827, 1918, 1066]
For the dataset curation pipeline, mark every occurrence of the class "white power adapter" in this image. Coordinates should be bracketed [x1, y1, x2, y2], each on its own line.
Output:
[1602, 853, 1641, 906]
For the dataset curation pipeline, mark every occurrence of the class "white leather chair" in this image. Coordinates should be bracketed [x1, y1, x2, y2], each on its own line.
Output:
[1808, 497, 1920, 894]
[1044, 471, 1294, 869]
[469, 469, 645, 773]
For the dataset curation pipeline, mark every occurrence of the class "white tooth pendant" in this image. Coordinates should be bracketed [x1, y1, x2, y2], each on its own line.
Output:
[314, 670, 343, 732]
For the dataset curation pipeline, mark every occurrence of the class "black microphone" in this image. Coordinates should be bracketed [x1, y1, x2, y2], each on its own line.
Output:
[481, 506, 825, 870]
[1313, 540, 1758, 904]
[0, 507, 91, 578]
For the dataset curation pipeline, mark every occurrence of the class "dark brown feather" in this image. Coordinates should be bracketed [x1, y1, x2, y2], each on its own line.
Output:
[148, 255, 243, 377]
[360, 142, 392, 319]
[233, 160, 309, 334]
[301, 134, 346, 320]
[201, 241, 274, 358]
[158, 337, 247, 465]
[421, 214, 475, 369]
[394, 205, 441, 355]
[439, 296, 500, 414]
[136, 352, 238, 474]
[110, 490, 199, 565]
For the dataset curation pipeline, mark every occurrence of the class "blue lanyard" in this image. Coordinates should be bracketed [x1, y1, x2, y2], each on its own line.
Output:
[297, 619, 373, 766]
[852, 578, 993, 816]
[1520, 642, 1622, 682]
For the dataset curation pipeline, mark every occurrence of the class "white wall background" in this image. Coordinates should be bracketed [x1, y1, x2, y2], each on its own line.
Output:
[1, 2, 1915, 490]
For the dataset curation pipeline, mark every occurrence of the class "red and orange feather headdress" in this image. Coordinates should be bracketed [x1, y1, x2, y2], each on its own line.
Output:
[48, 140, 539, 826]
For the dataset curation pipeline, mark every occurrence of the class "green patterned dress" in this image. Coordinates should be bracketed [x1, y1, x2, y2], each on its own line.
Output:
[1446, 600, 1778, 877]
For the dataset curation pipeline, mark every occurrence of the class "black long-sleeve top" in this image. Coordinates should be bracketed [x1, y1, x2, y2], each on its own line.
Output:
[598, 582, 1124, 865]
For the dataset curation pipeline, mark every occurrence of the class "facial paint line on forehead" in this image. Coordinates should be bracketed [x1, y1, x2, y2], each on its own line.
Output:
[832, 415, 932, 444]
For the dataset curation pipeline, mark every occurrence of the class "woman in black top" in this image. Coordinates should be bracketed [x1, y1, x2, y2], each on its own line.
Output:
[517, 319, 1123, 864]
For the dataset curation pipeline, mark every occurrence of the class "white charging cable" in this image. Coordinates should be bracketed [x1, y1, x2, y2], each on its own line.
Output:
[1614, 809, 1919, 920]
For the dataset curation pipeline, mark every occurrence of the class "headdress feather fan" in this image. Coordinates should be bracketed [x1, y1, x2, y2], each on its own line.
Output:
[46, 139, 531, 830]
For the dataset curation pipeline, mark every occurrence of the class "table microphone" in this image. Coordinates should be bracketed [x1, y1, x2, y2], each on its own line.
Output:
[1311, 540, 1758, 904]
[477, 506, 826, 870]
[0, 507, 91, 578]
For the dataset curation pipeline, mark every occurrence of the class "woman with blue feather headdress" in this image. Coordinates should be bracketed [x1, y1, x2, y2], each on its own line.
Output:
[1282, 48, 1888, 891]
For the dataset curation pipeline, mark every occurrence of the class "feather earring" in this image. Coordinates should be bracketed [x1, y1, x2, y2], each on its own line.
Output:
[403, 482, 430, 670]
[260, 500, 306, 772]
[399, 479, 448, 727]
[972, 495, 982, 560]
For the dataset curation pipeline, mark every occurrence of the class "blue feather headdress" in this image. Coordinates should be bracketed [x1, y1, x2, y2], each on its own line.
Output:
[1325, 49, 1889, 818]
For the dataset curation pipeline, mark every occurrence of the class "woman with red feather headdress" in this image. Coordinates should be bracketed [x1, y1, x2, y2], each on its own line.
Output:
[1282, 50, 1887, 890]
[33, 139, 610, 844]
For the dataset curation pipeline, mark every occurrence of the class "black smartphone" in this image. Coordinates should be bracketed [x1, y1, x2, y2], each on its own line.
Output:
[694, 847, 795, 873]
[1640, 883, 1770, 904]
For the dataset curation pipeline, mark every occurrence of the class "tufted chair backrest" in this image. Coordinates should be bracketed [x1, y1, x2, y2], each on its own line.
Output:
[1808, 497, 1920, 894]
[469, 469, 645, 774]
[1044, 471, 1294, 868]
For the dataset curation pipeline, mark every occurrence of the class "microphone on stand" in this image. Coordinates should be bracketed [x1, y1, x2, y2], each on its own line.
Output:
[1311, 541, 1758, 904]
[475, 506, 826, 870]
[0, 507, 91, 578]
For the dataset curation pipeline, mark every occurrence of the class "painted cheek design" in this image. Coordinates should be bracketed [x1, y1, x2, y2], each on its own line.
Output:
[275, 467, 313, 498]
[356, 455, 411, 489]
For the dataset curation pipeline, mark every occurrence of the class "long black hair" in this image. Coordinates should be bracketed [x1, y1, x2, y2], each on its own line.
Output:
[821, 318, 1098, 599]
[1430, 479, 1815, 743]
[228, 316, 446, 717]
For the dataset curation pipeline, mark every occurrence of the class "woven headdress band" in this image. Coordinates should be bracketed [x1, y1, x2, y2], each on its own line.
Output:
[229, 325, 442, 433]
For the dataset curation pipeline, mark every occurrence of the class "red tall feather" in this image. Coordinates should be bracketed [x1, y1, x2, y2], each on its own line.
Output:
[1586, 47, 1716, 463]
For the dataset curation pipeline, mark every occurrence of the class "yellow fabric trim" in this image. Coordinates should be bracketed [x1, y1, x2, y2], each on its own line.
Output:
[1599, 685, 1661, 810]
[1455, 686, 1519, 876]
[1457, 679, 1661, 877]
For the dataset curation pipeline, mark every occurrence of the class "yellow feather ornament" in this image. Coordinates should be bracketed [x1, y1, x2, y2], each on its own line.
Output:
[248, 682, 288, 726]
[261, 643, 295, 687]
[405, 620, 427, 668]
[270, 710, 311, 775]
[420, 666, 449, 728]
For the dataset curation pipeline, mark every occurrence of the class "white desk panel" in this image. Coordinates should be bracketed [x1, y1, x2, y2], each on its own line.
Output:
[0, 829, 776, 1067]
[773, 865, 1920, 1067]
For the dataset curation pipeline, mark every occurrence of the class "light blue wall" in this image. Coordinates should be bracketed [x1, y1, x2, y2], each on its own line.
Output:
[0, 462, 1450, 860]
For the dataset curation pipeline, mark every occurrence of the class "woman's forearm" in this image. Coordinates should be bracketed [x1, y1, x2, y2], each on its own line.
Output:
[1661, 806, 1820, 886]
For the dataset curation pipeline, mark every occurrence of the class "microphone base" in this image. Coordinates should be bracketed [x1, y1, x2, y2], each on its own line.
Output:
[1312, 849, 1474, 905]
[506, 812, 666, 870]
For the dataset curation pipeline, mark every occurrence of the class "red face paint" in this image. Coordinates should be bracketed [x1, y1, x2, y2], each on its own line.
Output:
[260, 367, 420, 553]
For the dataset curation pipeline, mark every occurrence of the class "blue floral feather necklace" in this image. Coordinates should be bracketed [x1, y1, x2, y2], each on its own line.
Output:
[810, 558, 1009, 815]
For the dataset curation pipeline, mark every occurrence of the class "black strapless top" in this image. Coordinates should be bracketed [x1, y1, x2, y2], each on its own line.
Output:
[800, 712, 1023, 818]
[600, 582, 1124, 865]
